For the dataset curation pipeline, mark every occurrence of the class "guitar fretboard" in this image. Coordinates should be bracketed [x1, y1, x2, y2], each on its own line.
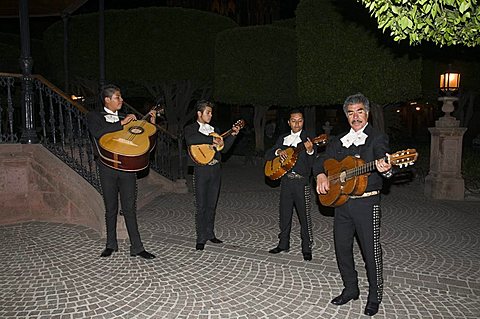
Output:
[330, 156, 387, 182]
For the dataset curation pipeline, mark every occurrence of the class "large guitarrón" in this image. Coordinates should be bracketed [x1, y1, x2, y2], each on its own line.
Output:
[97, 120, 157, 172]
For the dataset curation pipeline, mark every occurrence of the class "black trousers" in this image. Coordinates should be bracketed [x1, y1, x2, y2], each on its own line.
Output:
[334, 195, 383, 303]
[277, 176, 313, 253]
[193, 164, 221, 244]
[98, 163, 144, 254]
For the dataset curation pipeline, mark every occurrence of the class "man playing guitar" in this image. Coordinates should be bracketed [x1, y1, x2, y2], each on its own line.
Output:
[266, 109, 316, 261]
[184, 100, 240, 251]
[87, 84, 156, 259]
[314, 93, 392, 317]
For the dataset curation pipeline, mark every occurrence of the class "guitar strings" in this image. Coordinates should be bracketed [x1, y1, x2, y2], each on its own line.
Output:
[125, 109, 156, 141]
[327, 161, 377, 183]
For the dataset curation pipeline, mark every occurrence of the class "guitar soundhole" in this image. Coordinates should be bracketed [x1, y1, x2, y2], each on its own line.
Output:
[129, 126, 144, 135]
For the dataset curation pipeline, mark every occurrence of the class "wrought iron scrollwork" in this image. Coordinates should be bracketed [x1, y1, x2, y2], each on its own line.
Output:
[1, 73, 184, 193]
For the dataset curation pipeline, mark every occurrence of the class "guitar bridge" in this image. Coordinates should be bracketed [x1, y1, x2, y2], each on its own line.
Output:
[113, 137, 138, 146]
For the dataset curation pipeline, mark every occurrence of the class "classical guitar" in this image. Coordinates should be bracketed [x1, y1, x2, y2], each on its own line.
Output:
[318, 149, 418, 207]
[264, 134, 328, 180]
[97, 108, 158, 172]
[188, 119, 245, 165]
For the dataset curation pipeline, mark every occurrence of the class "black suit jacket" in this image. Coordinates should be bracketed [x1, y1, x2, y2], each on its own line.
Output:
[313, 124, 390, 192]
[265, 130, 316, 177]
[184, 121, 236, 166]
[86, 111, 124, 159]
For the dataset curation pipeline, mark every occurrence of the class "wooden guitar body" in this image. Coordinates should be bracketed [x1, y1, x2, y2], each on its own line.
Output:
[188, 119, 245, 165]
[188, 133, 226, 165]
[319, 156, 368, 207]
[264, 148, 297, 180]
[264, 134, 328, 181]
[98, 120, 157, 171]
[318, 149, 418, 207]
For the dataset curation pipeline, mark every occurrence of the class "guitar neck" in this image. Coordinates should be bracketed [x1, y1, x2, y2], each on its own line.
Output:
[220, 129, 233, 138]
[293, 142, 307, 156]
[343, 156, 387, 180]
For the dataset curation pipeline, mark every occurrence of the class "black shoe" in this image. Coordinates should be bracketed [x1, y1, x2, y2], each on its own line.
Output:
[196, 243, 205, 250]
[209, 238, 223, 244]
[131, 250, 156, 259]
[269, 247, 289, 254]
[331, 291, 360, 306]
[364, 302, 379, 316]
[100, 248, 117, 257]
[303, 252, 312, 261]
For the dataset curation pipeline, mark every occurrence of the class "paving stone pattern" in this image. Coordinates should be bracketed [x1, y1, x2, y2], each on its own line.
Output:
[1, 160, 479, 318]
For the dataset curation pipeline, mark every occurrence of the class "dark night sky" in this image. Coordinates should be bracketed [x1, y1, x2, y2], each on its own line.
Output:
[0, 0, 300, 39]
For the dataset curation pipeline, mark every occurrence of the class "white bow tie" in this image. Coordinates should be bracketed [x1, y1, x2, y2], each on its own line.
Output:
[104, 114, 119, 123]
[283, 132, 301, 147]
[198, 123, 214, 136]
[340, 130, 368, 148]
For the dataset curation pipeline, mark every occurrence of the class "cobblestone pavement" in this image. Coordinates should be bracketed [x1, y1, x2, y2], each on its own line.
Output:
[1, 159, 480, 319]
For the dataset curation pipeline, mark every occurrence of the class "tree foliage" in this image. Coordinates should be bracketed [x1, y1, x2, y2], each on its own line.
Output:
[358, 0, 480, 47]
[43, 7, 237, 84]
[297, 0, 422, 106]
[215, 25, 297, 151]
[215, 26, 297, 106]
[43, 7, 237, 135]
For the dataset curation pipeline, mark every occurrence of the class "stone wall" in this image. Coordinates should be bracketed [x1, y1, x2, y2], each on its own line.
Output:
[0, 144, 188, 239]
[0, 144, 106, 235]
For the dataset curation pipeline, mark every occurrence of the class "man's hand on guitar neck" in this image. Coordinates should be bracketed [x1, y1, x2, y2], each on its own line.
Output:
[375, 155, 392, 173]
[316, 173, 329, 195]
[147, 110, 157, 124]
[231, 124, 240, 136]
[305, 138, 314, 154]
[121, 114, 136, 126]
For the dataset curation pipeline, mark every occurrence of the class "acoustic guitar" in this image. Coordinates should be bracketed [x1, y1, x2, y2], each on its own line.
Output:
[264, 134, 328, 180]
[97, 108, 158, 172]
[188, 119, 245, 165]
[318, 149, 418, 207]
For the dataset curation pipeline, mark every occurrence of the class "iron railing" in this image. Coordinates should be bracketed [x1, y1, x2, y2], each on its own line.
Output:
[0, 72, 185, 193]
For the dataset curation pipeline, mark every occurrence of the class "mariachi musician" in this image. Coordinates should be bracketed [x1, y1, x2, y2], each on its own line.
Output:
[266, 109, 316, 261]
[184, 100, 239, 251]
[314, 93, 392, 316]
[86, 84, 156, 259]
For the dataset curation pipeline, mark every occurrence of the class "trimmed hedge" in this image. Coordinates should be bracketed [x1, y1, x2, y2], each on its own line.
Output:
[43, 7, 237, 85]
[0, 33, 48, 74]
[214, 25, 297, 106]
[296, 0, 422, 105]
